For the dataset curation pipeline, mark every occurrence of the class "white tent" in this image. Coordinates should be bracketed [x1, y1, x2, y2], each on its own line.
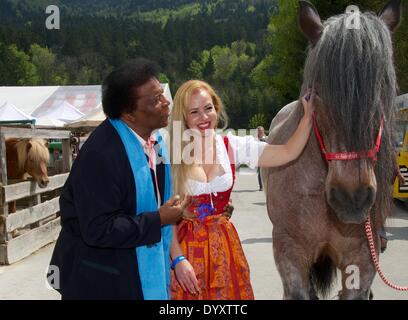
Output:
[162, 83, 173, 109]
[66, 104, 106, 128]
[40, 101, 85, 123]
[396, 93, 408, 110]
[67, 83, 173, 128]
[0, 86, 59, 116]
[0, 101, 34, 121]
[35, 116, 66, 127]
[0, 83, 173, 127]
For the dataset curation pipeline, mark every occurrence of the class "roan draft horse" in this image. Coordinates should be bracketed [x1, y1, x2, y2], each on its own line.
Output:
[263, 0, 401, 299]
[6, 138, 50, 213]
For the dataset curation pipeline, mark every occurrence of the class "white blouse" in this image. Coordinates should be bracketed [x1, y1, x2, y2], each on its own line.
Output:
[186, 133, 267, 196]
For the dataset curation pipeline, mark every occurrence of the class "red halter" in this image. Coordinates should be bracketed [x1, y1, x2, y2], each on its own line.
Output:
[312, 112, 384, 162]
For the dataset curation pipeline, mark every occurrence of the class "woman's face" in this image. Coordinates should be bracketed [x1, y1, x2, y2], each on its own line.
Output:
[185, 88, 218, 136]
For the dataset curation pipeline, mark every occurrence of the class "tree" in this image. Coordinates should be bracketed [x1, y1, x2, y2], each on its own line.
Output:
[30, 44, 56, 84]
[248, 113, 268, 129]
[256, 0, 408, 110]
[0, 42, 39, 85]
[253, 0, 305, 109]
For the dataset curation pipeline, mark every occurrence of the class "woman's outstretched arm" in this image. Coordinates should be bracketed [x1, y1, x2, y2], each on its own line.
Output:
[258, 93, 315, 168]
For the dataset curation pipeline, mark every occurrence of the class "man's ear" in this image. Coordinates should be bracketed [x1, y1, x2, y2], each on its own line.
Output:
[122, 112, 135, 123]
[379, 0, 402, 32]
[299, 0, 324, 46]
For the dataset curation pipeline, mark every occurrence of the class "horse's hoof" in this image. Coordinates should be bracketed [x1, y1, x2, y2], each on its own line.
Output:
[369, 290, 374, 300]
[380, 237, 388, 253]
[11, 230, 20, 238]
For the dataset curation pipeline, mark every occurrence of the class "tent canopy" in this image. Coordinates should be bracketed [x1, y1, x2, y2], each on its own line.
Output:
[35, 116, 66, 127]
[0, 83, 173, 128]
[0, 101, 34, 121]
[38, 101, 85, 123]
[65, 104, 106, 128]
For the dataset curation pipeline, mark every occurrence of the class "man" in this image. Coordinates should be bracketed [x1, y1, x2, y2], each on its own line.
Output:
[257, 126, 267, 191]
[48, 59, 187, 299]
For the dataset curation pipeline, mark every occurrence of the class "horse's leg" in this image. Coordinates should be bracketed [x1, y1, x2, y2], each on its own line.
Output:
[338, 252, 376, 300]
[8, 201, 20, 238]
[8, 201, 16, 213]
[273, 234, 311, 299]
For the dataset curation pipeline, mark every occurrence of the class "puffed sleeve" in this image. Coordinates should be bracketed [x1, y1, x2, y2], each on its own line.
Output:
[226, 132, 267, 169]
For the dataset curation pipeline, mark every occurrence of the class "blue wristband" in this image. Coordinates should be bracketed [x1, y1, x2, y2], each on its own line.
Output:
[171, 255, 186, 270]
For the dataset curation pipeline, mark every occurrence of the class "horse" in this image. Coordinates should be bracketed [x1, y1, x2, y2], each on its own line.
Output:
[262, 0, 401, 299]
[6, 138, 50, 213]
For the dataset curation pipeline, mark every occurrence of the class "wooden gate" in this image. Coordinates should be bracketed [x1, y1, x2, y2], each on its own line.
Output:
[0, 126, 72, 264]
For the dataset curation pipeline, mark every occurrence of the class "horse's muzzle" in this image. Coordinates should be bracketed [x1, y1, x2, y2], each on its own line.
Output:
[327, 186, 375, 224]
[39, 179, 49, 188]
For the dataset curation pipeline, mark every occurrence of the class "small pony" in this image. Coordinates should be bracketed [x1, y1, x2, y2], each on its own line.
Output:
[263, 0, 401, 299]
[6, 138, 50, 213]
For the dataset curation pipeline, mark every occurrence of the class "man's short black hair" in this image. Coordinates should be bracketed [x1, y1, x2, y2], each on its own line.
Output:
[102, 58, 160, 119]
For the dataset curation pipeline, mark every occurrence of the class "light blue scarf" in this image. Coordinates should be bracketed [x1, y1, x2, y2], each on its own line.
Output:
[109, 119, 172, 300]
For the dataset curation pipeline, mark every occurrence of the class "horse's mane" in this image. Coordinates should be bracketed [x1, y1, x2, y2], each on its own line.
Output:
[301, 11, 397, 223]
[15, 139, 50, 172]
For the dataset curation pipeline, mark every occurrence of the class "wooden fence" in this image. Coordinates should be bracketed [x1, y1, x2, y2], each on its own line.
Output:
[0, 126, 72, 264]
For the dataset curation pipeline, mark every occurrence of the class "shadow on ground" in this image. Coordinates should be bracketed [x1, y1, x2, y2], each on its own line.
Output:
[241, 237, 272, 244]
[233, 190, 259, 193]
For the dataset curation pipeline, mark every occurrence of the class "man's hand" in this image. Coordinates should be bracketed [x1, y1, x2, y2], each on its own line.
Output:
[159, 195, 191, 225]
[222, 199, 234, 220]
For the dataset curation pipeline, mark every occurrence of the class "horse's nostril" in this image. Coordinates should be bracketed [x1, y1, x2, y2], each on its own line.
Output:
[40, 180, 49, 187]
[329, 187, 349, 205]
[354, 187, 375, 209]
[329, 186, 375, 212]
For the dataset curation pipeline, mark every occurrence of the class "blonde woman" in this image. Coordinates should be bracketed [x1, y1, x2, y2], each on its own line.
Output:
[169, 80, 314, 300]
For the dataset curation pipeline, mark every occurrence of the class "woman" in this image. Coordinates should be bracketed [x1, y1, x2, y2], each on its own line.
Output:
[169, 80, 315, 300]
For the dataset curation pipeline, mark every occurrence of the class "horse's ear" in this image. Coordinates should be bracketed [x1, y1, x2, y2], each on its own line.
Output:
[379, 0, 402, 32]
[299, 0, 323, 46]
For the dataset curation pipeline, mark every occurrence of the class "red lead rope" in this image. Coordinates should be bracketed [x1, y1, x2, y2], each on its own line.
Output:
[365, 216, 408, 291]
[312, 113, 384, 162]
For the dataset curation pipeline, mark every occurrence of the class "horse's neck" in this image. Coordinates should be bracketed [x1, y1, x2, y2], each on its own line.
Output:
[266, 100, 327, 192]
[267, 101, 303, 145]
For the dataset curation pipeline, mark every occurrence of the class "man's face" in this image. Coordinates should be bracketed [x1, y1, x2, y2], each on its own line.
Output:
[258, 127, 264, 138]
[127, 77, 170, 131]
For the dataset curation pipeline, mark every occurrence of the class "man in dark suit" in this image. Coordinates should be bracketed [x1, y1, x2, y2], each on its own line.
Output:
[47, 58, 186, 299]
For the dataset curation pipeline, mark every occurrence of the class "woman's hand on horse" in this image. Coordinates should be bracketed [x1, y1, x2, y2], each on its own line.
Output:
[175, 259, 200, 295]
[301, 91, 316, 119]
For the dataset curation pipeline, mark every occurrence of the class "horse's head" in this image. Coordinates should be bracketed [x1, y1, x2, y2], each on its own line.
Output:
[20, 139, 50, 188]
[299, 0, 401, 224]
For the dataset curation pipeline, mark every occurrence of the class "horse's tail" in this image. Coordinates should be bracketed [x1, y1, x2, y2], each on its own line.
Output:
[310, 254, 337, 299]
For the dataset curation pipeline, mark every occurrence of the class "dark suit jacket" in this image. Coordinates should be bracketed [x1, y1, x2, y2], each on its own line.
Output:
[48, 119, 165, 300]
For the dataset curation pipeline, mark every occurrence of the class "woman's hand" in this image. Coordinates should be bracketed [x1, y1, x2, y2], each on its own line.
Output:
[258, 91, 316, 168]
[174, 259, 200, 295]
[301, 91, 316, 120]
